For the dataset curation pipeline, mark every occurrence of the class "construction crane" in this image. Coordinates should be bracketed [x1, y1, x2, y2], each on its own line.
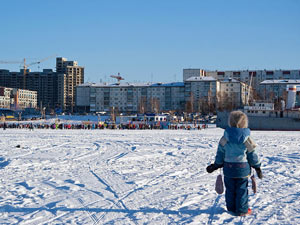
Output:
[0, 54, 57, 89]
[0, 60, 21, 64]
[23, 54, 57, 71]
[110, 73, 124, 84]
[246, 71, 254, 106]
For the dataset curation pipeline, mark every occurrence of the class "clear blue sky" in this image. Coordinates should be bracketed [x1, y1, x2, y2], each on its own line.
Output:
[1, 0, 299, 83]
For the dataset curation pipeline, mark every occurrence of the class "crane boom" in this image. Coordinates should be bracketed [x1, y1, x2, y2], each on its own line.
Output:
[110, 73, 124, 84]
[27, 54, 58, 67]
[0, 60, 22, 64]
[1, 55, 57, 89]
[246, 72, 254, 105]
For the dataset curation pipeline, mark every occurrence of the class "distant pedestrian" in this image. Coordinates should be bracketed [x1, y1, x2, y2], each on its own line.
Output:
[206, 111, 263, 216]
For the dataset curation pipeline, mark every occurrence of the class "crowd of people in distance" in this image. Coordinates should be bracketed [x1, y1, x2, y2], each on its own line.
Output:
[0, 122, 209, 130]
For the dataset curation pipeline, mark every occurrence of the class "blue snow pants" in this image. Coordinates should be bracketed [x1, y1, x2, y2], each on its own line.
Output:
[224, 176, 248, 215]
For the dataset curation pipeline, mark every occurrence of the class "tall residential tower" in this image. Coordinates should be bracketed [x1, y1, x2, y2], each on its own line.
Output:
[0, 57, 84, 112]
[56, 57, 84, 112]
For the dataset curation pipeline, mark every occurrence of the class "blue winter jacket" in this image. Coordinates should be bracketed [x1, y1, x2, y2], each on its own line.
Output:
[214, 127, 261, 178]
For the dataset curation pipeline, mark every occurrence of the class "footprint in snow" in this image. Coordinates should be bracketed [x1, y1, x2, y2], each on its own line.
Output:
[46, 201, 60, 209]
[65, 179, 75, 184]
[76, 183, 85, 187]
[56, 186, 70, 191]
[65, 179, 85, 188]
[16, 182, 34, 191]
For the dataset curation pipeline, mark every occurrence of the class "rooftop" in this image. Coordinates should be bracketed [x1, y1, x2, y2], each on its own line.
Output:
[78, 82, 184, 88]
[260, 80, 300, 84]
[185, 76, 216, 82]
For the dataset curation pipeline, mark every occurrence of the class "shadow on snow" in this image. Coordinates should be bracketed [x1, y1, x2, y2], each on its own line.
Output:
[0, 204, 225, 217]
[0, 157, 10, 169]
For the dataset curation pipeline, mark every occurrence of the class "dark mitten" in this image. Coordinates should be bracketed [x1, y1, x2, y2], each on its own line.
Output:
[255, 168, 263, 179]
[206, 164, 217, 173]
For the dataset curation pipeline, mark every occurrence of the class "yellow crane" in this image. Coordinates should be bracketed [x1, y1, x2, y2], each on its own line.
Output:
[0, 54, 57, 89]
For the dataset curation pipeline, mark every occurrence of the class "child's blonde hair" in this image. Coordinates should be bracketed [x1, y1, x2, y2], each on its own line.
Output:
[228, 111, 248, 128]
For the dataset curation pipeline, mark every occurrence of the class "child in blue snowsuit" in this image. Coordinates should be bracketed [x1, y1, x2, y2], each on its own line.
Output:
[206, 111, 262, 216]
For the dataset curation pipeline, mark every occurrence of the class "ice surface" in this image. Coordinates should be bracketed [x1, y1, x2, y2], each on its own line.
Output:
[0, 128, 299, 224]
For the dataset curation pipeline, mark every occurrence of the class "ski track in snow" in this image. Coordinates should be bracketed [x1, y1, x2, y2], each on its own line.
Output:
[0, 128, 299, 224]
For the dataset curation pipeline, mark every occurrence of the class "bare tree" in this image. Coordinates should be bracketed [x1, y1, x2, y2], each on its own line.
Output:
[217, 92, 239, 111]
[153, 98, 160, 114]
[249, 88, 263, 104]
[207, 90, 217, 114]
[148, 97, 160, 114]
[185, 92, 194, 114]
[138, 96, 147, 114]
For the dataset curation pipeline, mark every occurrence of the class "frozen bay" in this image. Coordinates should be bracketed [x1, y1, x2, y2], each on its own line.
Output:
[0, 128, 299, 224]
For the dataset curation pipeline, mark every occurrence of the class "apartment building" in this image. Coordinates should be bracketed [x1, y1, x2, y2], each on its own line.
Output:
[0, 87, 37, 109]
[0, 87, 12, 109]
[259, 80, 300, 101]
[218, 78, 249, 110]
[77, 83, 149, 113]
[153, 82, 185, 112]
[77, 68, 282, 114]
[76, 82, 185, 114]
[77, 76, 250, 114]
[56, 57, 84, 112]
[0, 69, 60, 110]
[204, 69, 300, 93]
[184, 76, 219, 112]
[0, 57, 84, 112]
[15, 88, 38, 109]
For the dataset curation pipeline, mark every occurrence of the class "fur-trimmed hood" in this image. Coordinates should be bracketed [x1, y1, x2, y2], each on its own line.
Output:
[228, 111, 248, 128]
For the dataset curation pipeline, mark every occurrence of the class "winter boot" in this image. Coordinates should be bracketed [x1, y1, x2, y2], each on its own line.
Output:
[238, 208, 252, 216]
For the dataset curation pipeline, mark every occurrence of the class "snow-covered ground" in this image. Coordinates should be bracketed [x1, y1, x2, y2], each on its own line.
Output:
[0, 128, 299, 224]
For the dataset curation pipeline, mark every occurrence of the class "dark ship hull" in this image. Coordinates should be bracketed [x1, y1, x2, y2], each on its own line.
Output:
[216, 111, 300, 131]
